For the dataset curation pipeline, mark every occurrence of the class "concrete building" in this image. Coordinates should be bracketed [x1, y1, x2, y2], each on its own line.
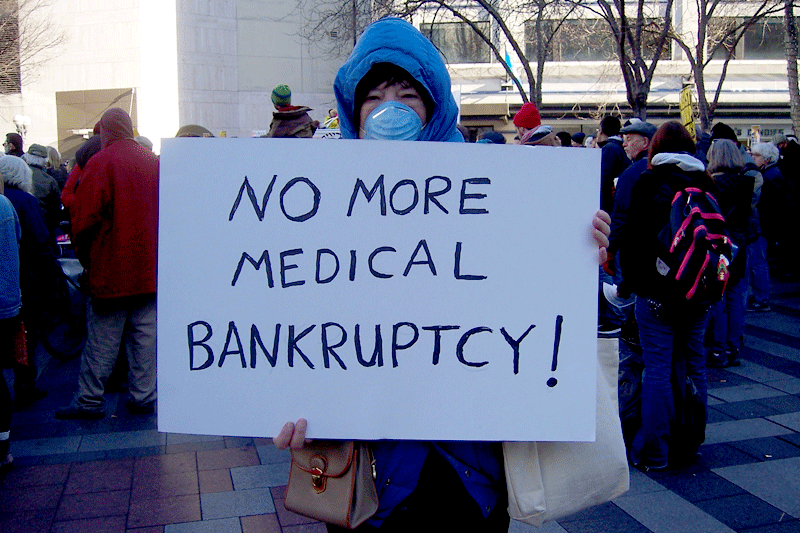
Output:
[0, 0, 795, 155]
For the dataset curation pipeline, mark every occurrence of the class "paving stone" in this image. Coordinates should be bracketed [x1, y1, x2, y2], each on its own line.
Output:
[705, 418, 794, 445]
[50, 515, 127, 533]
[240, 514, 282, 533]
[647, 470, 746, 502]
[79, 430, 166, 452]
[200, 488, 274, 520]
[744, 335, 800, 363]
[729, 437, 800, 461]
[699, 443, 767, 469]
[736, 521, 800, 533]
[135, 452, 198, 477]
[0, 483, 63, 512]
[767, 412, 800, 432]
[624, 467, 667, 497]
[9, 436, 82, 457]
[0, 463, 70, 489]
[756, 395, 800, 415]
[166, 434, 225, 445]
[199, 469, 233, 494]
[225, 437, 253, 448]
[56, 490, 130, 521]
[725, 362, 794, 383]
[127, 494, 201, 528]
[64, 460, 133, 494]
[0, 508, 56, 533]
[708, 372, 753, 389]
[509, 519, 568, 532]
[231, 463, 290, 490]
[714, 457, 800, 517]
[197, 447, 260, 471]
[256, 445, 291, 465]
[132, 470, 199, 500]
[708, 384, 787, 403]
[707, 407, 737, 424]
[163, 517, 242, 533]
[280, 524, 328, 533]
[779, 433, 800, 448]
[711, 399, 780, 420]
[767, 379, 800, 394]
[694, 493, 789, 530]
[613, 490, 735, 533]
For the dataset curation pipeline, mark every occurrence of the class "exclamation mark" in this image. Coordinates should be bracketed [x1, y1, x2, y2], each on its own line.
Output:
[547, 315, 563, 388]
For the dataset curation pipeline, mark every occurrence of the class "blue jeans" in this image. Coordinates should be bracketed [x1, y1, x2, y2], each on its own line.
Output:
[709, 275, 747, 353]
[632, 297, 709, 466]
[746, 236, 770, 305]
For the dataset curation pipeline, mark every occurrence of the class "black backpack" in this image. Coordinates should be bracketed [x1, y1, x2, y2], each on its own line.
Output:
[656, 187, 735, 304]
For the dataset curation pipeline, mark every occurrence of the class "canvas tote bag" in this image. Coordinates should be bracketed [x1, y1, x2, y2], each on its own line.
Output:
[503, 338, 629, 526]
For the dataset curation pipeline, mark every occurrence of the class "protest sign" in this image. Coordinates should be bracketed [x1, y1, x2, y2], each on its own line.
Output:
[157, 138, 601, 441]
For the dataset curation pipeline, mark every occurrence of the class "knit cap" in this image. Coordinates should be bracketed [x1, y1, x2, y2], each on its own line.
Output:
[271, 84, 292, 108]
[513, 102, 541, 129]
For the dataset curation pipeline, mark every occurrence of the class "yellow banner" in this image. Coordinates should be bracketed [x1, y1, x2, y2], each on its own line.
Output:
[680, 85, 696, 142]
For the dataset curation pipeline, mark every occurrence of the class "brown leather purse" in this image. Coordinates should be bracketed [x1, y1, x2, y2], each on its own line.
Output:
[284, 440, 378, 529]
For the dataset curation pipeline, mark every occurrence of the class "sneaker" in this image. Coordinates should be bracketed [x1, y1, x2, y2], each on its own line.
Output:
[598, 321, 622, 338]
[707, 351, 728, 368]
[125, 401, 155, 415]
[747, 301, 771, 312]
[55, 407, 105, 420]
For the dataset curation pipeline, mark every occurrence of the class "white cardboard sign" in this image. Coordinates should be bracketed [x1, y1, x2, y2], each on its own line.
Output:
[157, 138, 601, 441]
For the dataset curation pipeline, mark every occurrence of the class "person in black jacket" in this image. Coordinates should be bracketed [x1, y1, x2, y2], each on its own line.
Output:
[705, 140, 754, 367]
[616, 121, 717, 471]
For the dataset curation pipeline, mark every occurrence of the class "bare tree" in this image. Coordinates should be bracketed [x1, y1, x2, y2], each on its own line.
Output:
[669, 0, 782, 130]
[577, 0, 674, 119]
[785, 0, 800, 133]
[0, 0, 65, 95]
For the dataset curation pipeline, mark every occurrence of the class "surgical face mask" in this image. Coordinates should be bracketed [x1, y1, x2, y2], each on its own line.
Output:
[361, 101, 424, 141]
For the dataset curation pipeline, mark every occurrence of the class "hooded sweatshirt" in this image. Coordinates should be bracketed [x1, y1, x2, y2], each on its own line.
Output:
[334, 18, 462, 143]
[331, 18, 501, 528]
[70, 108, 159, 299]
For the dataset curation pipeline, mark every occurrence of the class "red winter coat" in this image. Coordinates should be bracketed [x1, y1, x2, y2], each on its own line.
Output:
[71, 111, 158, 299]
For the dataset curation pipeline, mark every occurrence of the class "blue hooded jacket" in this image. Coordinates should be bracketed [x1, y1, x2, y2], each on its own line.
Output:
[330, 18, 502, 528]
[334, 17, 463, 143]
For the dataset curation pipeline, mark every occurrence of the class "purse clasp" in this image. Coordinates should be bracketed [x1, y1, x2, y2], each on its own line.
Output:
[310, 466, 326, 492]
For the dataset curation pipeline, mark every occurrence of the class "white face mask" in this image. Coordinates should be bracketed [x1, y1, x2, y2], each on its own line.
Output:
[361, 101, 424, 141]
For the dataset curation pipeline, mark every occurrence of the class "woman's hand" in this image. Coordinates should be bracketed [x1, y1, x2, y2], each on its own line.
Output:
[273, 418, 309, 450]
[593, 210, 611, 265]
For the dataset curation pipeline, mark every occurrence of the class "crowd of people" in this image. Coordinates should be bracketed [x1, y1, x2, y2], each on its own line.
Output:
[1, 14, 798, 529]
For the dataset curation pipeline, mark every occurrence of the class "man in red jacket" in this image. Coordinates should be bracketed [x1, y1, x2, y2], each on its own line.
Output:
[56, 108, 159, 420]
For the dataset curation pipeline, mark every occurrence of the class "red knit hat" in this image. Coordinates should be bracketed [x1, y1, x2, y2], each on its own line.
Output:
[513, 102, 541, 129]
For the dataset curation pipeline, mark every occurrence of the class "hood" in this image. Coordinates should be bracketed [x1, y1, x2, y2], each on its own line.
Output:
[99, 108, 135, 149]
[521, 125, 559, 146]
[651, 152, 706, 173]
[0, 155, 34, 194]
[334, 17, 462, 143]
[76, 135, 103, 169]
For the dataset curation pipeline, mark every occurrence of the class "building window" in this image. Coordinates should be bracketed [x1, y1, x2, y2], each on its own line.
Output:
[420, 21, 491, 64]
[0, 7, 21, 94]
[709, 16, 788, 59]
[525, 18, 670, 62]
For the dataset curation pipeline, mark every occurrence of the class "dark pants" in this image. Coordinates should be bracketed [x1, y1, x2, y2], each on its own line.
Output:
[327, 450, 509, 532]
[631, 297, 709, 466]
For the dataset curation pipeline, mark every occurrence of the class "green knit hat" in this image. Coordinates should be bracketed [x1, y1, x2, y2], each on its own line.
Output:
[271, 84, 292, 107]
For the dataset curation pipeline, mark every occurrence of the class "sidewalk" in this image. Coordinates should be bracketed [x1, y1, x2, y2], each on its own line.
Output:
[1, 280, 799, 532]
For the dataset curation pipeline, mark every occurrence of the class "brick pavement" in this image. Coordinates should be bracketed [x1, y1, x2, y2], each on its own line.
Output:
[1, 281, 798, 532]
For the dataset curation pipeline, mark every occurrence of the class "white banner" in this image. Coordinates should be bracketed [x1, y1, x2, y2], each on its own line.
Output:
[157, 138, 601, 441]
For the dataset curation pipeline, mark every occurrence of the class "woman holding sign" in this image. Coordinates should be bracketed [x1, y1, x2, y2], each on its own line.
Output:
[275, 17, 611, 531]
